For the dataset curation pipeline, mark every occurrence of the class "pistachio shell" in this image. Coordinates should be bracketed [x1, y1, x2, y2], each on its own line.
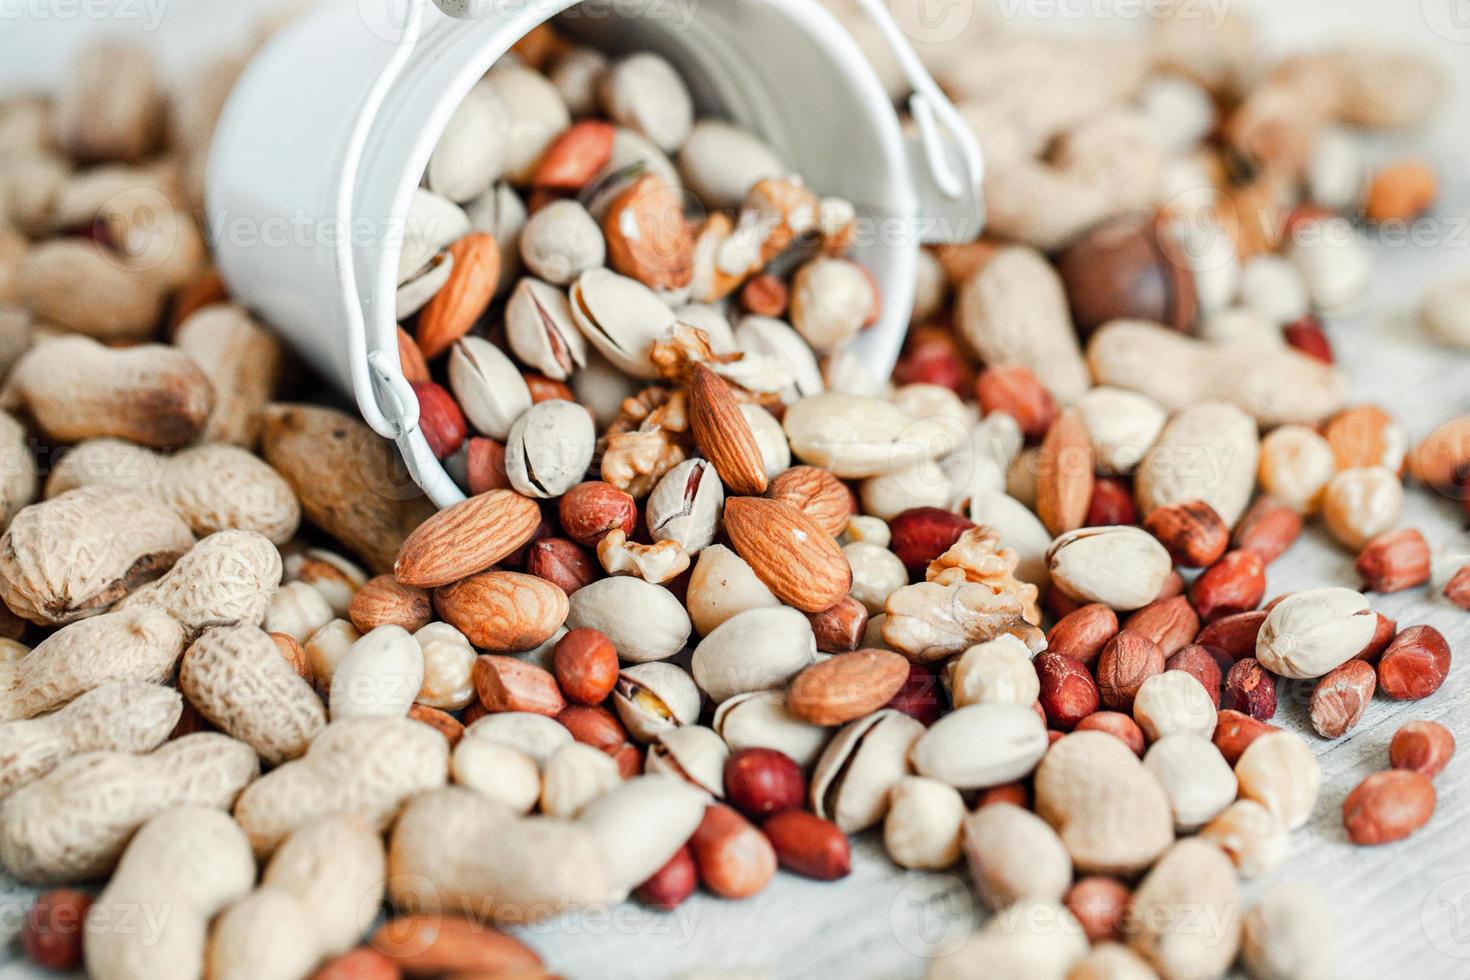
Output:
[505, 400, 595, 499]
[613, 661, 700, 743]
[712, 690, 832, 770]
[810, 709, 924, 833]
[569, 268, 677, 379]
[910, 702, 1049, 789]
[447, 336, 532, 441]
[505, 277, 587, 381]
[646, 458, 723, 555]
[690, 606, 816, 703]
[566, 576, 691, 663]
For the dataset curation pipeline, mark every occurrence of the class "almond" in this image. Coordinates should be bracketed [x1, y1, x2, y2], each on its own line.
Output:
[397, 325, 430, 384]
[433, 570, 568, 651]
[1036, 409, 1093, 536]
[804, 595, 868, 653]
[1143, 500, 1228, 568]
[533, 120, 615, 190]
[689, 364, 768, 495]
[1045, 604, 1119, 665]
[473, 655, 567, 716]
[1354, 527, 1430, 593]
[787, 649, 909, 726]
[766, 466, 851, 537]
[603, 174, 694, 290]
[723, 496, 851, 613]
[393, 489, 543, 588]
[416, 233, 500, 359]
[370, 915, 541, 975]
[349, 575, 433, 633]
[1123, 596, 1199, 657]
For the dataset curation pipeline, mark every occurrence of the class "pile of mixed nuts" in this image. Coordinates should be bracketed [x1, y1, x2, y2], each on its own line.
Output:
[1, 5, 1468, 980]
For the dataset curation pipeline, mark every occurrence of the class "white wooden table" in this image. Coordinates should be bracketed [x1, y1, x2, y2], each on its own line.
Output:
[4, 2, 1470, 978]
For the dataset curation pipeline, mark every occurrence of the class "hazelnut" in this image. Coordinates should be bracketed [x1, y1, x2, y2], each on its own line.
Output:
[1389, 720, 1455, 779]
[1143, 500, 1229, 568]
[1034, 653, 1100, 731]
[804, 595, 869, 653]
[1322, 466, 1403, 551]
[553, 627, 619, 705]
[1095, 630, 1165, 712]
[1257, 425, 1334, 514]
[1056, 212, 1198, 336]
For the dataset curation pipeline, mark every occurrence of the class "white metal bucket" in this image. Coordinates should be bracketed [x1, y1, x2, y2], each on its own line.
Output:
[207, 0, 983, 507]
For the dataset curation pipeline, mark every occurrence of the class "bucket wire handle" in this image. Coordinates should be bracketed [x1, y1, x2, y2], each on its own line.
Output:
[336, 0, 427, 440]
[850, 0, 984, 201]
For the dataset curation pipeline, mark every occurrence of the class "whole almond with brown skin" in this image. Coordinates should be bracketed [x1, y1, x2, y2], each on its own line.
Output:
[723, 496, 852, 612]
[473, 655, 567, 716]
[805, 595, 868, 653]
[525, 537, 598, 595]
[1190, 549, 1266, 623]
[787, 649, 909, 725]
[690, 804, 776, 899]
[1342, 770, 1435, 845]
[1074, 711, 1145, 756]
[1046, 604, 1118, 665]
[534, 120, 615, 190]
[1221, 658, 1276, 720]
[397, 325, 431, 385]
[1035, 652, 1100, 730]
[767, 466, 851, 537]
[1123, 596, 1199, 657]
[1143, 500, 1228, 568]
[1095, 630, 1164, 711]
[1165, 645, 1225, 708]
[417, 233, 501, 359]
[434, 571, 568, 651]
[1195, 610, 1268, 661]
[1389, 720, 1455, 778]
[1213, 708, 1279, 765]
[1354, 527, 1431, 593]
[370, 915, 541, 975]
[1377, 625, 1451, 700]
[350, 575, 433, 633]
[761, 810, 852, 880]
[394, 489, 543, 588]
[1036, 409, 1093, 536]
[1308, 659, 1376, 738]
[1232, 497, 1302, 565]
[689, 364, 768, 495]
[603, 174, 694, 290]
